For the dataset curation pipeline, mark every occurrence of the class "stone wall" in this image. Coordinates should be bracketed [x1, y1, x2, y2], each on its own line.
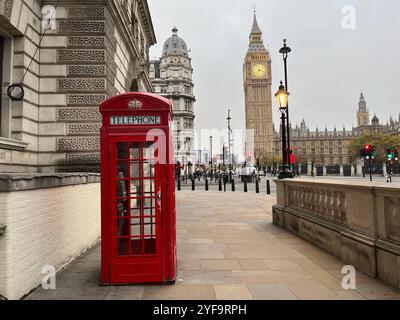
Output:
[0, 0, 156, 173]
[273, 179, 400, 290]
[0, 173, 101, 300]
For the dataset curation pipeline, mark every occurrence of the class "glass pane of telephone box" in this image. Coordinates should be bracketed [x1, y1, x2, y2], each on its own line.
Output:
[144, 197, 155, 210]
[117, 143, 129, 160]
[116, 198, 128, 215]
[144, 217, 156, 255]
[131, 238, 142, 256]
[118, 239, 129, 256]
[131, 218, 143, 256]
[116, 178, 128, 198]
[131, 218, 142, 237]
[143, 162, 155, 178]
[130, 197, 141, 210]
[130, 179, 141, 197]
[144, 142, 156, 161]
[130, 143, 141, 160]
[130, 161, 141, 180]
[143, 179, 155, 197]
[117, 163, 128, 180]
[117, 217, 129, 236]
[130, 208, 141, 217]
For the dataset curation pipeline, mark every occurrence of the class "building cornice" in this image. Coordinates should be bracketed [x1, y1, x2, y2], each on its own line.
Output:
[138, 0, 157, 45]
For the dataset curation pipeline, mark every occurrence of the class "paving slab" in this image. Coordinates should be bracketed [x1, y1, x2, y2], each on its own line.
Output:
[214, 284, 253, 300]
[248, 284, 298, 300]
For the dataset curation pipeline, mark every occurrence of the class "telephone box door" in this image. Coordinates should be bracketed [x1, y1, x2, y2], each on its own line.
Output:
[110, 134, 163, 284]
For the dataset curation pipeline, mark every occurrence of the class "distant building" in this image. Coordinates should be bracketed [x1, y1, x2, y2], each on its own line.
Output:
[272, 93, 400, 172]
[0, 0, 156, 173]
[355, 93, 400, 135]
[273, 121, 354, 171]
[357, 93, 370, 127]
[149, 27, 196, 164]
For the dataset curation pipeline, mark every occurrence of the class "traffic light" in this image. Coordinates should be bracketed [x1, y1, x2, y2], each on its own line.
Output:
[371, 146, 377, 159]
[386, 148, 399, 162]
[362, 144, 373, 160]
[387, 149, 394, 161]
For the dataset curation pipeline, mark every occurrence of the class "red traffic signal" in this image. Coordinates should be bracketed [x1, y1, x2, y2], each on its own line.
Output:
[363, 144, 372, 151]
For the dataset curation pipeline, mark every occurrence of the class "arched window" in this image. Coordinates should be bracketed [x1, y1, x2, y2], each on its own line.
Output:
[130, 79, 139, 92]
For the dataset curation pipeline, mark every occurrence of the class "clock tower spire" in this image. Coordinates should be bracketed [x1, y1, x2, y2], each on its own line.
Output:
[243, 12, 274, 163]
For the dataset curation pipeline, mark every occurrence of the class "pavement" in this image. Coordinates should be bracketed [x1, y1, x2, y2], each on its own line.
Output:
[26, 190, 400, 300]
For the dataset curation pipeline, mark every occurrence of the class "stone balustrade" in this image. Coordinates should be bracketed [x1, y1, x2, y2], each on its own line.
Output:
[288, 185, 347, 223]
[273, 179, 400, 290]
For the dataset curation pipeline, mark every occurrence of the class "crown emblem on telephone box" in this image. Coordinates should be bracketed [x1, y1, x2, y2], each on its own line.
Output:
[128, 100, 142, 109]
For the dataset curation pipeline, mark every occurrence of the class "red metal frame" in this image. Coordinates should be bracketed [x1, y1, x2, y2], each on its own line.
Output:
[100, 93, 176, 285]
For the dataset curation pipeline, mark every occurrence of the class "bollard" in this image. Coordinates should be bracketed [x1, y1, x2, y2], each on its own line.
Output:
[244, 180, 248, 193]
[192, 179, 195, 191]
[231, 179, 235, 192]
[205, 178, 209, 191]
[224, 180, 226, 192]
[219, 178, 222, 191]
[178, 178, 181, 191]
[267, 180, 271, 195]
[256, 179, 260, 193]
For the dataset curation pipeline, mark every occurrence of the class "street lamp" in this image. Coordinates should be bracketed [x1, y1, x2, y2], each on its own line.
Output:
[279, 39, 292, 170]
[176, 129, 181, 163]
[227, 109, 233, 168]
[209, 135, 213, 165]
[275, 82, 293, 179]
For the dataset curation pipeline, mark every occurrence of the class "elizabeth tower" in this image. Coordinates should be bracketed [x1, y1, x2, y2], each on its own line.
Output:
[243, 13, 274, 162]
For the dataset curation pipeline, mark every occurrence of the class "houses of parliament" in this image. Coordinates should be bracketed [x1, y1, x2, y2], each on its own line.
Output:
[243, 13, 400, 169]
[272, 92, 400, 168]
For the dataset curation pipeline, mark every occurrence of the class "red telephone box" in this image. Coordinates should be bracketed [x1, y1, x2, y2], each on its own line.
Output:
[99, 92, 176, 285]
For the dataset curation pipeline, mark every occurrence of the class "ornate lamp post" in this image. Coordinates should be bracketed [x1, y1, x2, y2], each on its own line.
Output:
[227, 109, 233, 168]
[275, 82, 294, 179]
[176, 129, 181, 163]
[209, 135, 213, 165]
[279, 39, 292, 170]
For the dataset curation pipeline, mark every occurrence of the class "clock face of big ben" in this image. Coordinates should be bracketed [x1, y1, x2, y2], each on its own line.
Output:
[252, 64, 266, 78]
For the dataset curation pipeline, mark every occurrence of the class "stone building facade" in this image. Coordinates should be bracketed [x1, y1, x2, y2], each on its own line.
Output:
[243, 13, 274, 161]
[355, 93, 400, 136]
[272, 93, 400, 174]
[0, 0, 156, 173]
[149, 27, 196, 164]
[273, 120, 354, 174]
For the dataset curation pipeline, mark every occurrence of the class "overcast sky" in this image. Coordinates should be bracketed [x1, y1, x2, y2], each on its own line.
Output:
[148, 0, 400, 134]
